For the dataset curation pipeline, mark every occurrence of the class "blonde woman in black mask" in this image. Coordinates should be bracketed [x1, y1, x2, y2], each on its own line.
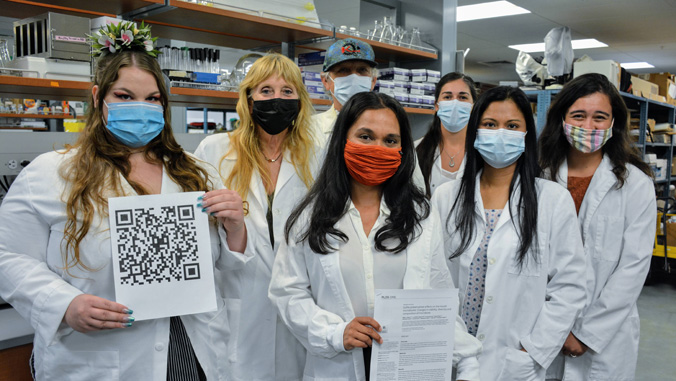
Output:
[194, 53, 319, 381]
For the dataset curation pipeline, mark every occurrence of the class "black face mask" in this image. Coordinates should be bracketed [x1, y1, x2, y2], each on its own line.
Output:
[251, 98, 300, 135]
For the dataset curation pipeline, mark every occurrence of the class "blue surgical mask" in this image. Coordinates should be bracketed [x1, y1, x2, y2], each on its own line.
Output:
[474, 129, 526, 169]
[437, 100, 472, 133]
[104, 101, 165, 148]
[330, 73, 372, 106]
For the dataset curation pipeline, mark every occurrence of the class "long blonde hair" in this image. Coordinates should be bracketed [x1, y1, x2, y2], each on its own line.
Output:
[60, 50, 214, 273]
[223, 53, 315, 199]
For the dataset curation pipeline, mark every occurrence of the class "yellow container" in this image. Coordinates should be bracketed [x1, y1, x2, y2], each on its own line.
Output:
[64, 119, 86, 132]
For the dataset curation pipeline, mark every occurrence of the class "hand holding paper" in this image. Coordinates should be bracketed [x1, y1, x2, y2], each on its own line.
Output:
[343, 317, 383, 350]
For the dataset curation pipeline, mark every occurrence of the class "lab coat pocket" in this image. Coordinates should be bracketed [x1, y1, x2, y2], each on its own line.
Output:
[592, 215, 623, 262]
[497, 348, 544, 381]
[45, 350, 119, 380]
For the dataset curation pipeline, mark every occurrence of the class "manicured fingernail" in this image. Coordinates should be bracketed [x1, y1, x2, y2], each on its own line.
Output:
[123, 308, 133, 314]
[123, 322, 133, 327]
[197, 203, 203, 208]
[210, 212, 216, 216]
[124, 316, 135, 323]
[197, 195, 204, 201]
[202, 207, 208, 213]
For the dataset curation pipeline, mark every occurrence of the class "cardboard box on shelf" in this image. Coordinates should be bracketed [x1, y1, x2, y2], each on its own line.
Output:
[648, 73, 675, 97]
[672, 157, 676, 176]
[632, 76, 659, 98]
[649, 93, 668, 103]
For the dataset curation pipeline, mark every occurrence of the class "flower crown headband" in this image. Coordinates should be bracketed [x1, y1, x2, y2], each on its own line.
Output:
[88, 20, 160, 58]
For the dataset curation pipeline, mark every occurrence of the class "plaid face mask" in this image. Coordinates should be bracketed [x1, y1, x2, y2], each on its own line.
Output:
[562, 119, 613, 153]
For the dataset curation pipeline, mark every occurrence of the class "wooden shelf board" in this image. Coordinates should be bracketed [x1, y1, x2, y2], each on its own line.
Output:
[0, 113, 83, 119]
[0, 126, 48, 131]
[2, 0, 163, 19]
[334, 33, 437, 61]
[0, 76, 90, 101]
[139, 1, 333, 50]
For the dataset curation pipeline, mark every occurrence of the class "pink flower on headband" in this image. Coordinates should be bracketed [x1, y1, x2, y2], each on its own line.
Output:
[98, 33, 116, 54]
[119, 30, 134, 46]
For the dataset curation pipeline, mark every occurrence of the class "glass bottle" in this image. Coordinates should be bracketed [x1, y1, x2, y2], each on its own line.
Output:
[409, 27, 422, 49]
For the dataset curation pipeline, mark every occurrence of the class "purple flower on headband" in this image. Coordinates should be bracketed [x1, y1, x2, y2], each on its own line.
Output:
[119, 30, 134, 46]
[98, 33, 116, 54]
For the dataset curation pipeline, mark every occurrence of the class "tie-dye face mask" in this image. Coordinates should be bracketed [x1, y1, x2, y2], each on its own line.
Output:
[562, 119, 613, 153]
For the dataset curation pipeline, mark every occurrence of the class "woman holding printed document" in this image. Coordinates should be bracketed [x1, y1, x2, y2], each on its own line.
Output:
[0, 22, 248, 379]
[432, 86, 586, 380]
[269, 91, 481, 381]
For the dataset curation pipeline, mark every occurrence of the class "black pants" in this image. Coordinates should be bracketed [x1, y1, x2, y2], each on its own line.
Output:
[363, 346, 372, 381]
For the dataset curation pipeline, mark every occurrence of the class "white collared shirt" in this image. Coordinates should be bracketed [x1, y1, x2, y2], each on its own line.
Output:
[339, 200, 406, 318]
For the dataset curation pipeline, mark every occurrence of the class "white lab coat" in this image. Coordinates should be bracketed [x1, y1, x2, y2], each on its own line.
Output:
[310, 105, 338, 147]
[269, 204, 482, 381]
[432, 175, 587, 381]
[194, 133, 320, 381]
[545, 155, 656, 381]
[0, 150, 251, 380]
[413, 140, 466, 195]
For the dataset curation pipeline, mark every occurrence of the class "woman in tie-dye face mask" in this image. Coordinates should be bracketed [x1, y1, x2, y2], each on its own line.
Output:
[538, 73, 655, 381]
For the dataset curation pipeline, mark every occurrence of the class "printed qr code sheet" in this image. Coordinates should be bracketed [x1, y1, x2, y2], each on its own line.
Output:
[109, 191, 217, 321]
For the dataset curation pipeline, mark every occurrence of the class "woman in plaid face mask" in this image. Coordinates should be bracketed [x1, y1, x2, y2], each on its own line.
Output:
[538, 73, 655, 381]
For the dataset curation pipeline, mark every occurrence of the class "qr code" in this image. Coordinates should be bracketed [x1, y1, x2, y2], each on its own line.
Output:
[114, 205, 201, 286]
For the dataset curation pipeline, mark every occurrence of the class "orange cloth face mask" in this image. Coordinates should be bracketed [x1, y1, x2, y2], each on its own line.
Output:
[344, 140, 402, 186]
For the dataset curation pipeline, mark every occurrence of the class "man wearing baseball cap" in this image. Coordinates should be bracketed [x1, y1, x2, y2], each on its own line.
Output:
[312, 38, 378, 143]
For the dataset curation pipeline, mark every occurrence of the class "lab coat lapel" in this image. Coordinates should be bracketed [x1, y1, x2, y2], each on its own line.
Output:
[494, 176, 518, 233]
[578, 155, 615, 240]
[275, 151, 295, 195]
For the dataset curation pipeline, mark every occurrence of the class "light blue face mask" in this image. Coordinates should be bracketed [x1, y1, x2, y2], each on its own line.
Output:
[330, 73, 373, 106]
[104, 101, 165, 148]
[437, 100, 472, 133]
[474, 128, 527, 169]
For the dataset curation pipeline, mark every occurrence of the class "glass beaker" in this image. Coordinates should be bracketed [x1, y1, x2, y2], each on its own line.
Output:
[0, 39, 12, 68]
[380, 16, 395, 43]
[409, 27, 422, 49]
[371, 20, 382, 40]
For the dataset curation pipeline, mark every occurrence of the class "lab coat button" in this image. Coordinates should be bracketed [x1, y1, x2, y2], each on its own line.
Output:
[366, 273, 373, 280]
[489, 258, 496, 265]
[486, 296, 494, 303]
[478, 334, 485, 341]
[274, 209, 281, 216]
[155, 343, 164, 351]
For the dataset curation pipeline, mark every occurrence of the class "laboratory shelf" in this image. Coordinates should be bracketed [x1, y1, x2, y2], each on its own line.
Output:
[0, 113, 84, 119]
[138, 1, 335, 51]
[645, 142, 672, 147]
[0, 0, 163, 19]
[331, 33, 437, 61]
[0, 76, 91, 102]
[168, 87, 435, 114]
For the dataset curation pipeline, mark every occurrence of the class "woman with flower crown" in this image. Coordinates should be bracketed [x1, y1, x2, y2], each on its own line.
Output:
[0, 21, 248, 379]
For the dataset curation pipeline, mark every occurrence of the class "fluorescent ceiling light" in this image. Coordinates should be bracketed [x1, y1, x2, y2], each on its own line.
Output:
[620, 62, 655, 69]
[509, 39, 608, 52]
[457, 1, 530, 22]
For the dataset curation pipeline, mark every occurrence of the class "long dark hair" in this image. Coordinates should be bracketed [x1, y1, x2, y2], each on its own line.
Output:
[416, 72, 477, 197]
[285, 92, 429, 254]
[448, 86, 540, 266]
[539, 73, 652, 186]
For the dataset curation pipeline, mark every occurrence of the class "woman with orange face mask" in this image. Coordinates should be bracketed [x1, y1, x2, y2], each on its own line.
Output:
[268, 92, 482, 381]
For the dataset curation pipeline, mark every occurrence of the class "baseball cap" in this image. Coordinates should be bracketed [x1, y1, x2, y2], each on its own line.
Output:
[322, 38, 377, 72]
